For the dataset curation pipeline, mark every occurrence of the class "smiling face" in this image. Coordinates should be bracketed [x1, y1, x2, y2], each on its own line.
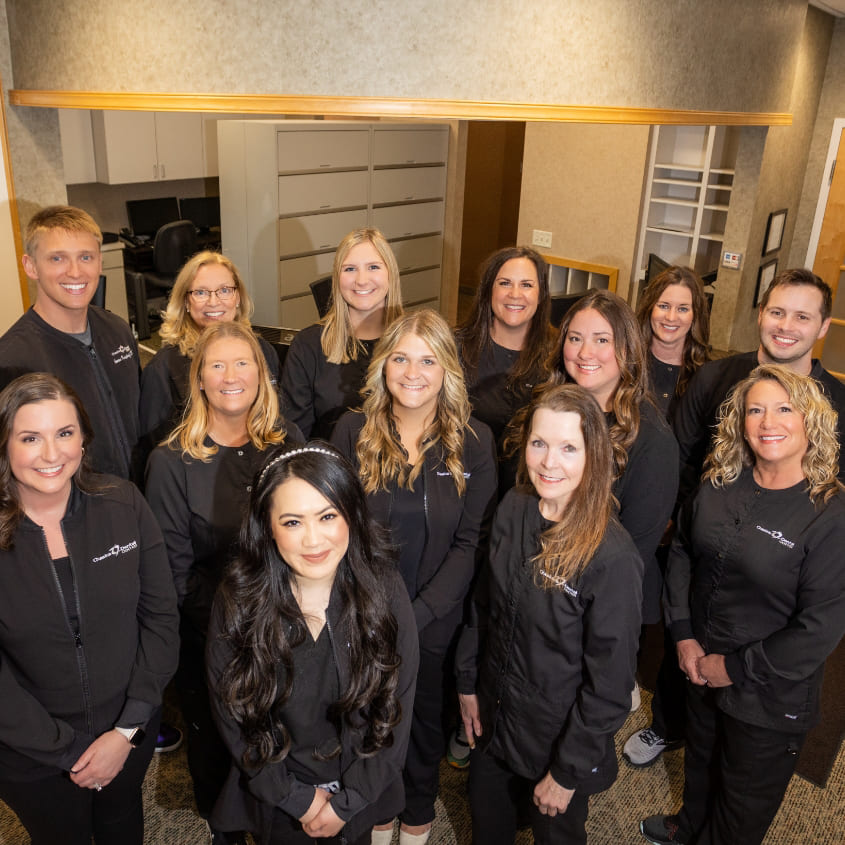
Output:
[650, 283, 694, 356]
[562, 308, 621, 411]
[490, 257, 540, 344]
[757, 284, 830, 373]
[270, 476, 350, 589]
[744, 379, 808, 475]
[199, 337, 260, 422]
[525, 407, 586, 519]
[338, 240, 390, 319]
[24, 229, 102, 331]
[8, 398, 84, 508]
[186, 263, 241, 328]
[384, 331, 445, 419]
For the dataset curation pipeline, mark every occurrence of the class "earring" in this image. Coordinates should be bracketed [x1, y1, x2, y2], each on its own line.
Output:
[81, 446, 85, 455]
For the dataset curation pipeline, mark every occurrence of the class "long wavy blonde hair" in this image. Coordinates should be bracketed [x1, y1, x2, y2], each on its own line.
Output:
[159, 251, 256, 357]
[705, 364, 841, 505]
[165, 322, 287, 461]
[356, 310, 472, 495]
[321, 228, 403, 365]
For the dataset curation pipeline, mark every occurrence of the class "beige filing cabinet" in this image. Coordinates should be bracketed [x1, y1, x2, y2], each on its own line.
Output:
[218, 120, 449, 327]
[101, 242, 129, 323]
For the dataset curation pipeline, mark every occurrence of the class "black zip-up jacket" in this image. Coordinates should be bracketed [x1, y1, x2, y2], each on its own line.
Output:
[664, 470, 845, 733]
[281, 324, 375, 439]
[206, 570, 419, 842]
[0, 307, 142, 482]
[455, 489, 643, 793]
[0, 479, 179, 780]
[332, 410, 498, 654]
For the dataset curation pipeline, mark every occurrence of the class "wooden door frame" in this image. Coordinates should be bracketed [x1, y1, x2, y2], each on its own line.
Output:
[805, 117, 845, 268]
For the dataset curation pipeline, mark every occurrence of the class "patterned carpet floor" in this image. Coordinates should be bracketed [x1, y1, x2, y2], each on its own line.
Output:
[2, 687, 843, 843]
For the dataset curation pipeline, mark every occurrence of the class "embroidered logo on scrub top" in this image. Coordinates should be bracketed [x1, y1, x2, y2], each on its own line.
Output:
[92, 539, 139, 562]
[754, 525, 796, 549]
[538, 569, 578, 596]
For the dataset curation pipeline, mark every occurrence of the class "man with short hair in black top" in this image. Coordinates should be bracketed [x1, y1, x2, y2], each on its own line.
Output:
[624, 267, 845, 772]
[0, 205, 183, 755]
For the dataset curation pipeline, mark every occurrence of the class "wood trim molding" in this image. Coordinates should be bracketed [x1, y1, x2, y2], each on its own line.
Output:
[1, 86, 28, 309]
[9, 90, 793, 126]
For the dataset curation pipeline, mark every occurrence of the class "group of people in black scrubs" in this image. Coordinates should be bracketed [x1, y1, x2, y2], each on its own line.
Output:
[0, 206, 843, 845]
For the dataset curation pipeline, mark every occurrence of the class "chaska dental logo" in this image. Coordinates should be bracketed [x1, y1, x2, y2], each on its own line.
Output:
[92, 540, 138, 563]
[111, 344, 134, 365]
[755, 524, 795, 549]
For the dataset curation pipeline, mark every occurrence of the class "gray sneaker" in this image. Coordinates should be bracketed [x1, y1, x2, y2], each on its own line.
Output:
[622, 727, 683, 767]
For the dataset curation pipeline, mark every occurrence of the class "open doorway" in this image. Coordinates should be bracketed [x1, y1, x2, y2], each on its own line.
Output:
[457, 121, 525, 322]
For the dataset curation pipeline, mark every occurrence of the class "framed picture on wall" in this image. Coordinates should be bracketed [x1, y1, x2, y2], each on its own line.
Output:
[763, 209, 787, 256]
[754, 258, 778, 307]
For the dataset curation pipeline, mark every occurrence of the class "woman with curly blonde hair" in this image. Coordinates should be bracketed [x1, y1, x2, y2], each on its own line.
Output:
[643, 364, 845, 845]
[545, 289, 678, 628]
[145, 321, 302, 836]
[332, 309, 497, 844]
[282, 228, 403, 439]
[140, 251, 281, 451]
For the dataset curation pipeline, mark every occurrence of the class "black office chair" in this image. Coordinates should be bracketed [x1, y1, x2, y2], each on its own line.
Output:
[144, 220, 198, 291]
[309, 275, 333, 318]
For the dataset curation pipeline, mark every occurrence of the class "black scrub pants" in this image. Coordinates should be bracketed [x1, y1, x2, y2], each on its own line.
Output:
[675, 684, 805, 845]
[0, 710, 159, 845]
[468, 747, 589, 845]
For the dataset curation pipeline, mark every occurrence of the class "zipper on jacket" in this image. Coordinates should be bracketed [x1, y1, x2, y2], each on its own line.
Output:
[87, 344, 131, 478]
[43, 523, 96, 738]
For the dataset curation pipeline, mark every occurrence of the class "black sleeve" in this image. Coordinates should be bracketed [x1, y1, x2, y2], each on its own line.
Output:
[280, 327, 321, 439]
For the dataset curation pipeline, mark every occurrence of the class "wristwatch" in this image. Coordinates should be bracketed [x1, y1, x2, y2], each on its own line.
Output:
[114, 726, 146, 748]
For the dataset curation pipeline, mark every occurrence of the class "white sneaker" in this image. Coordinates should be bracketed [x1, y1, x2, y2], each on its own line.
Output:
[622, 727, 684, 767]
[630, 681, 641, 712]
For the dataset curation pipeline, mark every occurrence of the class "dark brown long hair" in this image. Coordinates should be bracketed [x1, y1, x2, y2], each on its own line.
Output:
[456, 246, 555, 388]
[636, 265, 711, 397]
[0, 373, 106, 550]
[215, 444, 402, 767]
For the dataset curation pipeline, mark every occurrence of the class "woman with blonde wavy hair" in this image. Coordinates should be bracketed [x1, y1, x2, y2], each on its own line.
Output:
[642, 364, 845, 845]
[546, 289, 678, 633]
[455, 383, 643, 845]
[332, 309, 497, 844]
[282, 228, 403, 440]
[140, 250, 281, 452]
[145, 321, 302, 840]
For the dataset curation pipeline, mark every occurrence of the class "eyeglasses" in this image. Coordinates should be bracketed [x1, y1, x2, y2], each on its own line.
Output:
[188, 286, 238, 302]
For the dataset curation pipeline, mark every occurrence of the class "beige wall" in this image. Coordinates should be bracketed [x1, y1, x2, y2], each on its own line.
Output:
[518, 123, 650, 301]
[791, 16, 845, 268]
[5, 0, 808, 113]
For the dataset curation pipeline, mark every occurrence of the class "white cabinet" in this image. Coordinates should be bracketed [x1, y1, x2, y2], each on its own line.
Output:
[633, 125, 738, 304]
[218, 120, 449, 327]
[101, 242, 128, 322]
[91, 111, 205, 184]
[58, 110, 97, 185]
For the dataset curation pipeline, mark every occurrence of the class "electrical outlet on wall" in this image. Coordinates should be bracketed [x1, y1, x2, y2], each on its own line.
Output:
[532, 229, 553, 249]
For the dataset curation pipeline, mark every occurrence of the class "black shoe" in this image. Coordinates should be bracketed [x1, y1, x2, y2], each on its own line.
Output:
[640, 814, 687, 844]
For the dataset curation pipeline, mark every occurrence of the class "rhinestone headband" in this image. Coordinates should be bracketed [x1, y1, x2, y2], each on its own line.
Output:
[258, 446, 337, 485]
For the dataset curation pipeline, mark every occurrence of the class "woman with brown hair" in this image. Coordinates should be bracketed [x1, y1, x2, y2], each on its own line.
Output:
[456, 383, 643, 844]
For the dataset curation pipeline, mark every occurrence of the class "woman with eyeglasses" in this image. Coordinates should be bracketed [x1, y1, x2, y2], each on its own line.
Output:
[139, 251, 281, 456]
[281, 228, 403, 440]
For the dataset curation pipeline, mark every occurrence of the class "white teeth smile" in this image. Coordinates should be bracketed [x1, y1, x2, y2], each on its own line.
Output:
[577, 363, 600, 371]
[221, 389, 243, 395]
[205, 311, 225, 317]
[62, 283, 86, 291]
[773, 335, 797, 345]
[539, 474, 563, 482]
[35, 466, 63, 474]
[400, 384, 425, 391]
[759, 435, 785, 441]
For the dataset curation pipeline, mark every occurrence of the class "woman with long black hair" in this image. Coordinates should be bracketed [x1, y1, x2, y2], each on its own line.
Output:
[207, 444, 418, 844]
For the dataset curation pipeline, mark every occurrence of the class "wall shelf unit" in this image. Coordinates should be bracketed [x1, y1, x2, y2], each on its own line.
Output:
[633, 125, 738, 305]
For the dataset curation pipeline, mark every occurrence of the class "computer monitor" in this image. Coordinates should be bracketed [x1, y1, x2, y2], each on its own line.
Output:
[126, 197, 180, 239]
[179, 196, 221, 232]
[645, 252, 671, 283]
